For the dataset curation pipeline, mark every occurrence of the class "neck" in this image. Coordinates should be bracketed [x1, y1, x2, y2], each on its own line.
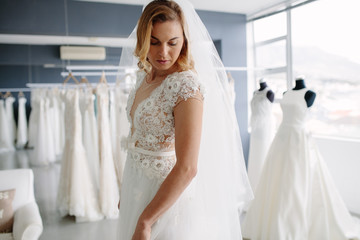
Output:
[259, 82, 267, 91]
[293, 79, 306, 90]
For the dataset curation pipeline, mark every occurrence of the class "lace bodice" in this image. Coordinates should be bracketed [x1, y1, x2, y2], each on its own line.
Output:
[125, 70, 204, 180]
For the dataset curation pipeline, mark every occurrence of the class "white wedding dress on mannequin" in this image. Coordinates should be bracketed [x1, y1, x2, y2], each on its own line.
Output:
[242, 89, 360, 240]
[247, 87, 275, 193]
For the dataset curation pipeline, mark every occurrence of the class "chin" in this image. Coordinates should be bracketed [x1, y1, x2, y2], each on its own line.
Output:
[153, 64, 173, 72]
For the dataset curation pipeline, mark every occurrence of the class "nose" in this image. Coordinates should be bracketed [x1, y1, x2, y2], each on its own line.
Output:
[158, 44, 168, 57]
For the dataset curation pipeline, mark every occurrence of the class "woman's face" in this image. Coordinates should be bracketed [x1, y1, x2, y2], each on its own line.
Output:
[147, 20, 184, 74]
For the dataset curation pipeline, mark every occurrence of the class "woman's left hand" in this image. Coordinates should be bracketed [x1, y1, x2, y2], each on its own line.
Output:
[131, 221, 151, 240]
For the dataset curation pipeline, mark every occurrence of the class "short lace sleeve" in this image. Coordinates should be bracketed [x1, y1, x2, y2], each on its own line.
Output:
[164, 71, 205, 108]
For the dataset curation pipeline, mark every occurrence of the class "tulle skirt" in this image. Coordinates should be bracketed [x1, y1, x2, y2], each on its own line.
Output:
[118, 152, 242, 240]
[242, 124, 360, 240]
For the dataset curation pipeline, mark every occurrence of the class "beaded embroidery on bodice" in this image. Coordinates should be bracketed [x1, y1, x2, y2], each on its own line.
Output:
[125, 70, 204, 180]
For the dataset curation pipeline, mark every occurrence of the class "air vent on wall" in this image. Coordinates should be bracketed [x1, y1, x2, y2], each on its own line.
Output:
[60, 46, 106, 60]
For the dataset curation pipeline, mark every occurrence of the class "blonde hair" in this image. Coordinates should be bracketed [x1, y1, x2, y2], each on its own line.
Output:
[135, 0, 194, 73]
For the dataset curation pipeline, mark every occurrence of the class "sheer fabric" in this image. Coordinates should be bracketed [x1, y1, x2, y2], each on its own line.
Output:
[113, 85, 130, 188]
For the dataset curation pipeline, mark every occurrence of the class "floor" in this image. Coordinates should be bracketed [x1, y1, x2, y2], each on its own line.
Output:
[0, 149, 118, 240]
[1, 149, 359, 240]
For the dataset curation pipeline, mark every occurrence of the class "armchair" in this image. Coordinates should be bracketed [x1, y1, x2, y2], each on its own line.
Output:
[0, 169, 43, 240]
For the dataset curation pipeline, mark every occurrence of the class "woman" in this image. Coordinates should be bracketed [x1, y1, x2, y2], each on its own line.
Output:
[118, 1, 253, 239]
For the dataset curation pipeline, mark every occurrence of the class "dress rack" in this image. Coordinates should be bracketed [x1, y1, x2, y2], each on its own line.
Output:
[0, 88, 32, 93]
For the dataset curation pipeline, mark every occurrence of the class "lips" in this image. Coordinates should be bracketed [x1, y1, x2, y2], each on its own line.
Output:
[157, 60, 168, 64]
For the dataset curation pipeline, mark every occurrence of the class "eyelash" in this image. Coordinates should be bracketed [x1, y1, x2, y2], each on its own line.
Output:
[150, 42, 177, 46]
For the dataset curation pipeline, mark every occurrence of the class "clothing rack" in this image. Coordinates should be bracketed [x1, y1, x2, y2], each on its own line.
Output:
[65, 65, 256, 72]
[0, 88, 31, 93]
[60, 71, 121, 77]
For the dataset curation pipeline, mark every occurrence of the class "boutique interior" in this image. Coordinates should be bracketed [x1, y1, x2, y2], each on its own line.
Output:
[0, 0, 359, 239]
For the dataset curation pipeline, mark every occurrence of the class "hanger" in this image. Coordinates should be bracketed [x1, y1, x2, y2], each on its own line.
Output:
[4, 91, 13, 98]
[18, 91, 25, 98]
[98, 71, 109, 86]
[227, 72, 235, 85]
[63, 72, 79, 85]
[80, 76, 93, 90]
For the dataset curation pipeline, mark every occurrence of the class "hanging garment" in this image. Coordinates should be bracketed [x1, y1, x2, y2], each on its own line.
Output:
[247, 87, 275, 193]
[242, 89, 360, 240]
[57, 89, 103, 222]
[57, 89, 66, 158]
[5, 96, 16, 146]
[50, 88, 64, 158]
[28, 89, 55, 166]
[113, 85, 130, 189]
[44, 90, 56, 163]
[16, 96, 28, 148]
[0, 99, 14, 152]
[28, 89, 40, 149]
[109, 89, 117, 158]
[96, 83, 119, 219]
[80, 89, 100, 193]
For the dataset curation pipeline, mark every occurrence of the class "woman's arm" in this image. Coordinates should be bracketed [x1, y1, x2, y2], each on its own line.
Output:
[132, 97, 203, 239]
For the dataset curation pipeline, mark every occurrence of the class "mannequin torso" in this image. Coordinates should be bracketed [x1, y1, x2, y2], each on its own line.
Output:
[292, 78, 316, 107]
[259, 82, 275, 103]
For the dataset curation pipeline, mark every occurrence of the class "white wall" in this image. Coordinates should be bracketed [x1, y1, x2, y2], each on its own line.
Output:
[315, 136, 360, 215]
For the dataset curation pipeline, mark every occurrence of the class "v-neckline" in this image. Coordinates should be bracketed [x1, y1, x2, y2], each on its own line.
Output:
[129, 72, 173, 136]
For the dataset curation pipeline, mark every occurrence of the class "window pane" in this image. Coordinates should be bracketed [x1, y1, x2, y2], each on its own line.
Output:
[255, 40, 286, 68]
[253, 12, 286, 42]
[292, 0, 360, 139]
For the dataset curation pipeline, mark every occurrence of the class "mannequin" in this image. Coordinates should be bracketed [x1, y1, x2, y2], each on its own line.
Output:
[259, 78, 275, 103]
[292, 76, 316, 107]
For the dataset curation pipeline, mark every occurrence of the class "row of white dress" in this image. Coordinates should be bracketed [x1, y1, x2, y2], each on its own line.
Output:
[24, 83, 128, 221]
[244, 88, 360, 239]
[0, 96, 28, 152]
[55, 83, 129, 222]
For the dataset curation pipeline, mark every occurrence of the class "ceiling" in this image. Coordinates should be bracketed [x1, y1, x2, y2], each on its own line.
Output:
[0, 0, 296, 47]
[77, 0, 293, 15]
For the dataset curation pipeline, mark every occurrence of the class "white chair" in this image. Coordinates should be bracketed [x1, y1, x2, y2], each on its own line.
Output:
[0, 169, 43, 240]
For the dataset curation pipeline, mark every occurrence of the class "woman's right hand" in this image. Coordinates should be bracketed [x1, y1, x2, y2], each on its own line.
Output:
[131, 220, 151, 240]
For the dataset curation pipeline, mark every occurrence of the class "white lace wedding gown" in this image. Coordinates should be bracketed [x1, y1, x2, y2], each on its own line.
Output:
[0, 99, 14, 152]
[118, 71, 220, 240]
[57, 89, 103, 222]
[114, 85, 130, 189]
[242, 89, 360, 240]
[5, 96, 16, 146]
[80, 89, 100, 192]
[96, 83, 119, 219]
[16, 96, 28, 148]
[247, 88, 275, 192]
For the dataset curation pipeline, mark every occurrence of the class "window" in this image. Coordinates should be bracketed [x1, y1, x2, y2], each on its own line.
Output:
[247, 11, 288, 128]
[292, 0, 360, 139]
[248, 0, 360, 139]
